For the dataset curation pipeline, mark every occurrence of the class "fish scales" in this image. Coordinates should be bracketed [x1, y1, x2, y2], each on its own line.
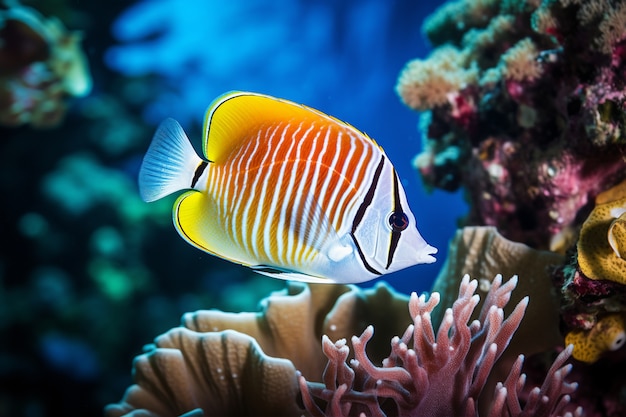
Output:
[207, 118, 378, 268]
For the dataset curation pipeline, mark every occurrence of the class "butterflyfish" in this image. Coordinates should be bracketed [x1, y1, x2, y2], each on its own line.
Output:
[138, 91, 437, 283]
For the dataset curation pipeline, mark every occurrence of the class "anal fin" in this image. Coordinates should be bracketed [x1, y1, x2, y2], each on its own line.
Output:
[174, 191, 253, 266]
[251, 266, 334, 283]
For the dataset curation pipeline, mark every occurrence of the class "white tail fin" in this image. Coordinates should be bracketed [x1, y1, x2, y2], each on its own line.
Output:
[138, 118, 204, 202]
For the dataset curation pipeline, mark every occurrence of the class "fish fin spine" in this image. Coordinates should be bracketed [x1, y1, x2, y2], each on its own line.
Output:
[139, 118, 205, 202]
[251, 266, 333, 283]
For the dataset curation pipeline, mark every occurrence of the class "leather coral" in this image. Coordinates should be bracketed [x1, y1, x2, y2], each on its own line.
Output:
[105, 280, 413, 417]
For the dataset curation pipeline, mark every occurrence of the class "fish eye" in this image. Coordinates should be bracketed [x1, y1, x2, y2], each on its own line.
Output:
[388, 211, 409, 232]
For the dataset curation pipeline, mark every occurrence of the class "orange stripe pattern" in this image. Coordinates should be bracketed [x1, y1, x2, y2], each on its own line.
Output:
[205, 117, 381, 269]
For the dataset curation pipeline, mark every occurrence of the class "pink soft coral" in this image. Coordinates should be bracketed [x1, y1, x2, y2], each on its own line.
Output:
[299, 275, 581, 417]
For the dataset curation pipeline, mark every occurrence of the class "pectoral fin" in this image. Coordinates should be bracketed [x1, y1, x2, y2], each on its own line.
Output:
[294, 192, 349, 257]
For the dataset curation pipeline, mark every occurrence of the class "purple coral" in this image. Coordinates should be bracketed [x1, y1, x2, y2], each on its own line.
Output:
[397, 0, 626, 251]
[299, 275, 581, 417]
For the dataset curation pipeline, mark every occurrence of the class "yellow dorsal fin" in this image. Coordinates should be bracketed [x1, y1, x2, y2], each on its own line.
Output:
[201, 91, 377, 163]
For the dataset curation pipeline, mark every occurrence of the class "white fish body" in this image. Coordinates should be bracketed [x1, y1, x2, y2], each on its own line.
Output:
[138, 91, 437, 283]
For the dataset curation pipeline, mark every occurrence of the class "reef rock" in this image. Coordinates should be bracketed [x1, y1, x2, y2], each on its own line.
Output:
[397, 0, 626, 250]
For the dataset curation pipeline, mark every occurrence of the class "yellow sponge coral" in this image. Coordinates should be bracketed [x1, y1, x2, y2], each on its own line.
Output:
[565, 313, 626, 363]
[577, 194, 626, 284]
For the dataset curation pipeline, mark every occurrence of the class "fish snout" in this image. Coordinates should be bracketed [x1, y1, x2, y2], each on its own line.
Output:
[416, 244, 437, 264]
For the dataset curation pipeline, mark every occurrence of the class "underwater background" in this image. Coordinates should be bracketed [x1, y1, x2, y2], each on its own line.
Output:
[0, 0, 466, 416]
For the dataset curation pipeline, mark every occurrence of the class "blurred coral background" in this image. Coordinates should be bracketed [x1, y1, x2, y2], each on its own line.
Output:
[0, 0, 464, 415]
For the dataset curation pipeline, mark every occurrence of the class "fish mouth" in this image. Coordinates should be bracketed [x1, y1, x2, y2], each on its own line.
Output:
[417, 244, 438, 264]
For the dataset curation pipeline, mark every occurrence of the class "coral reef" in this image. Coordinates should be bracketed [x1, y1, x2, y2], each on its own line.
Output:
[107, 275, 582, 417]
[396, 0, 626, 414]
[299, 274, 580, 417]
[3, 2, 462, 415]
[431, 226, 563, 388]
[0, 0, 91, 127]
[554, 180, 626, 328]
[432, 226, 626, 415]
[105, 281, 413, 416]
[397, 0, 626, 251]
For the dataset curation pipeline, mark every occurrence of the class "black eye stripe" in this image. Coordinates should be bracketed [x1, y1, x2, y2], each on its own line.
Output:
[386, 169, 406, 269]
[391, 168, 403, 215]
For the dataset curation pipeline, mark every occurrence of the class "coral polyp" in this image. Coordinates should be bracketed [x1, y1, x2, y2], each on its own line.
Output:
[299, 275, 580, 417]
[397, 0, 626, 250]
[397, 0, 626, 413]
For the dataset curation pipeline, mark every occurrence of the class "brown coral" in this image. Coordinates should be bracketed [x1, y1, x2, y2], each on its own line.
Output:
[105, 329, 301, 417]
[105, 281, 413, 416]
[107, 268, 581, 416]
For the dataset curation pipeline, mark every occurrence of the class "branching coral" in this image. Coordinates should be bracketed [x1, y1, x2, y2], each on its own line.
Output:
[397, 0, 626, 250]
[432, 226, 564, 361]
[0, 0, 91, 128]
[299, 275, 581, 417]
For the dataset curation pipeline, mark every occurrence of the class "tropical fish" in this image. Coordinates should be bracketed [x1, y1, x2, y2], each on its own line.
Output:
[138, 91, 436, 283]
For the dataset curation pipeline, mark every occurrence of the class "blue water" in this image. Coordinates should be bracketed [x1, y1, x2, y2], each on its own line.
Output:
[105, 0, 466, 294]
[0, 1, 468, 416]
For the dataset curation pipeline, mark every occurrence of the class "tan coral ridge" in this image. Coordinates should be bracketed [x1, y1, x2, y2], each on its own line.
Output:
[107, 260, 580, 416]
[105, 281, 413, 417]
[431, 226, 564, 359]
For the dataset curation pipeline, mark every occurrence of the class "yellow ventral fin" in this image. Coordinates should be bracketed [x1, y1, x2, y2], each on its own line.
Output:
[201, 91, 378, 163]
[173, 191, 253, 266]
